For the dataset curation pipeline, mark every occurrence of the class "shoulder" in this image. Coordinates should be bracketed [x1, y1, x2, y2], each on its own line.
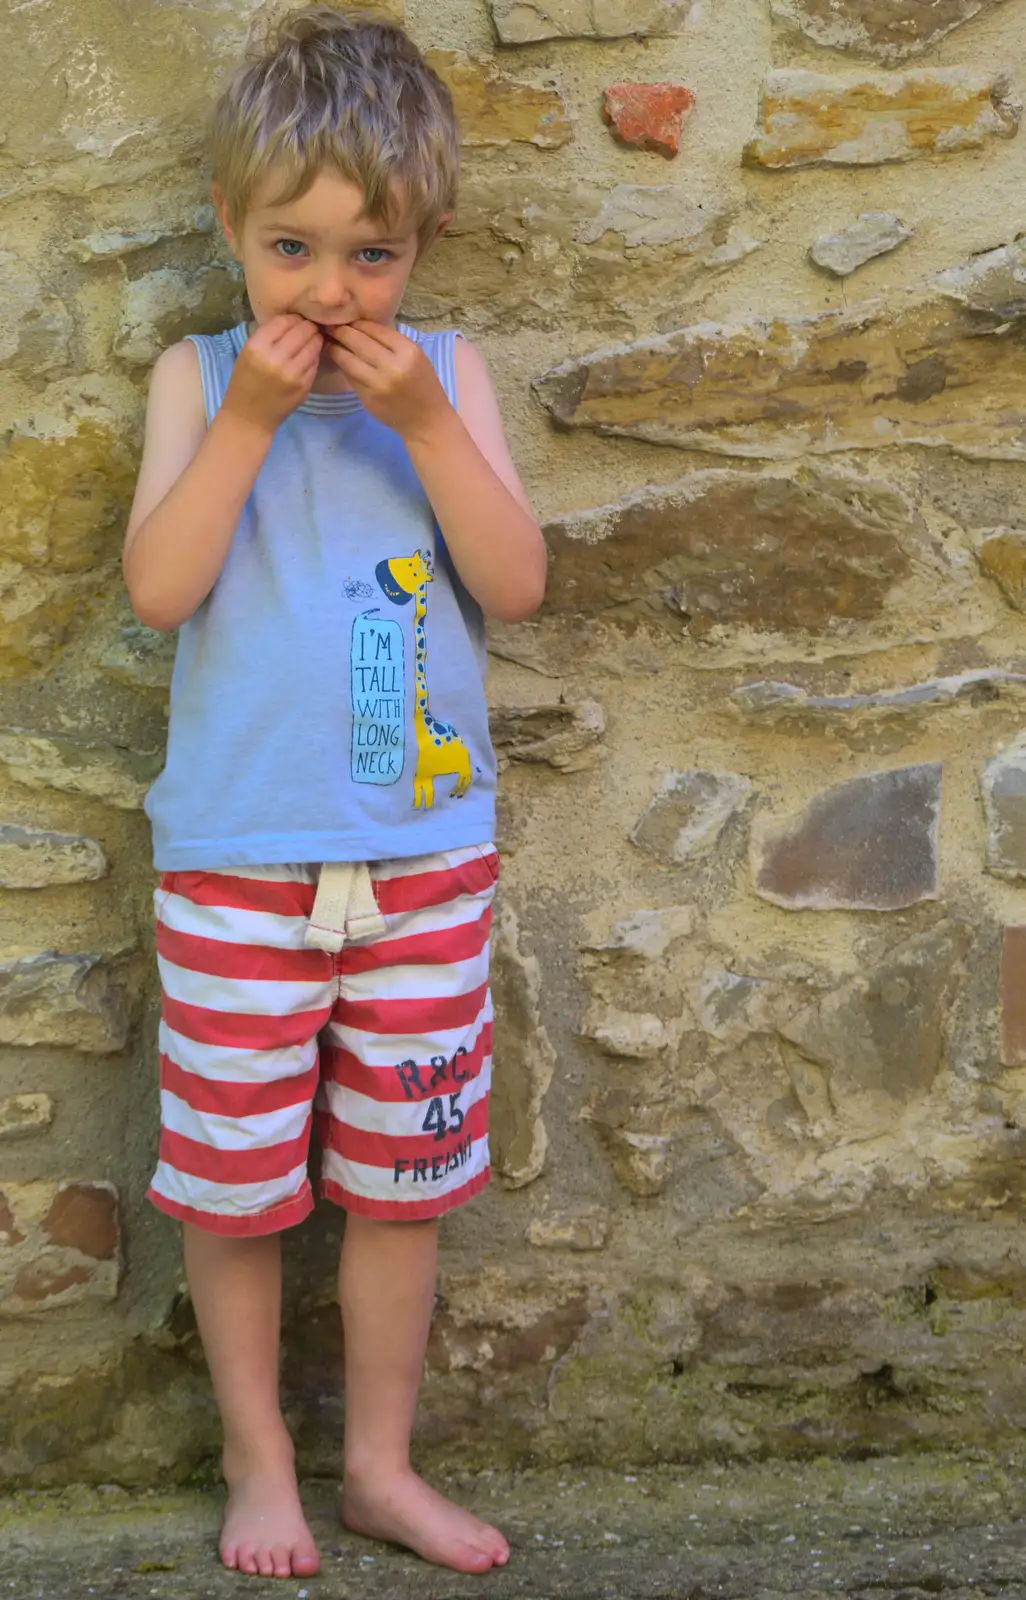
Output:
[452, 336, 497, 414]
[453, 336, 490, 382]
[140, 339, 207, 454]
[148, 339, 203, 407]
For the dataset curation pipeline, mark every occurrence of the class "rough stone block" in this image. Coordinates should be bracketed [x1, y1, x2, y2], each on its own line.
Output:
[0, 950, 138, 1053]
[0, 0, 273, 203]
[0, 566, 80, 683]
[595, 1126, 673, 1195]
[602, 83, 695, 157]
[99, 624, 177, 696]
[744, 69, 1020, 171]
[975, 528, 1026, 610]
[68, 204, 215, 262]
[982, 735, 1026, 879]
[696, 971, 769, 1045]
[582, 1004, 671, 1058]
[490, 700, 604, 771]
[0, 730, 160, 810]
[490, 0, 694, 42]
[526, 1206, 609, 1250]
[0, 825, 107, 889]
[114, 265, 243, 367]
[0, 1180, 120, 1316]
[572, 183, 744, 254]
[581, 1093, 751, 1205]
[632, 771, 751, 863]
[0, 1094, 54, 1141]
[734, 672, 1026, 732]
[770, 0, 1009, 62]
[582, 905, 695, 960]
[540, 470, 930, 640]
[809, 214, 912, 277]
[1000, 927, 1026, 1066]
[752, 765, 941, 910]
[534, 238, 1026, 460]
[425, 51, 571, 147]
[406, 174, 754, 334]
[2, 390, 137, 574]
[0, 249, 72, 378]
[490, 906, 556, 1188]
[780, 922, 969, 1114]
[0, 397, 138, 678]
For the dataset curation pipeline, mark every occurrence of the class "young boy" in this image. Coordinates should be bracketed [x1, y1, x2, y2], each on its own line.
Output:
[123, 6, 547, 1581]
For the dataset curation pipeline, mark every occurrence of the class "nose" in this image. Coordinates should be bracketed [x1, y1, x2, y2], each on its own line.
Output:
[309, 259, 352, 313]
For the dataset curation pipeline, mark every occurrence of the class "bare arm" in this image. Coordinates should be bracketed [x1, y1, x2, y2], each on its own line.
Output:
[123, 315, 324, 631]
[326, 326, 547, 623]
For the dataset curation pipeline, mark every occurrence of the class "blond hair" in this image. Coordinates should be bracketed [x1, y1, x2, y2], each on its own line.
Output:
[209, 6, 459, 240]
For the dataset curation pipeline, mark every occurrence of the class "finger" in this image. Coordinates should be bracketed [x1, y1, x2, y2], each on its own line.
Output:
[331, 323, 392, 364]
[324, 342, 378, 384]
[254, 312, 309, 344]
[348, 319, 406, 351]
[270, 318, 324, 358]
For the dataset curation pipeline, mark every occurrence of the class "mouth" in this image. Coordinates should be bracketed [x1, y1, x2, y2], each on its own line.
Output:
[314, 322, 350, 344]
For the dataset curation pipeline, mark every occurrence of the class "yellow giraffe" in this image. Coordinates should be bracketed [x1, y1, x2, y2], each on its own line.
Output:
[375, 551, 472, 810]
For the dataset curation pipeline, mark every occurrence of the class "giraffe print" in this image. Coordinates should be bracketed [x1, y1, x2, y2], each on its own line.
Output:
[375, 550, 472, 810]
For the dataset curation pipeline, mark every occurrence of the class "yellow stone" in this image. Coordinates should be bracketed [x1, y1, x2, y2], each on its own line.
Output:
[0, 420, 137, 678]
[0, 423, 136, 574]
[976, 528, 1026, 609]
[0, 564, 84, 681]
[744, 67, 1020, 169]
[533, 237, 1026, 461]
[425, 51, 571, 148]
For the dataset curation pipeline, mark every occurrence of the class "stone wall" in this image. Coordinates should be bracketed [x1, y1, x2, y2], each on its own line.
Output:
[4, 0, 1026, 1485]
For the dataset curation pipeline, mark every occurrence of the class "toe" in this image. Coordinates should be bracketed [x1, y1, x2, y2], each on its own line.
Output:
[293, 1547, 320, 1577]
[475, 1525, 508, 1563]
[219, 1543, 238, 1572]
[237, 1544, 259, 1576]
[460, 1543, 495, 1573]
[270, 1544, 292, 1578]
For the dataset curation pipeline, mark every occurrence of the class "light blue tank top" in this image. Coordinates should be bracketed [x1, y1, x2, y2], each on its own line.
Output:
[145, 321, 496, 870]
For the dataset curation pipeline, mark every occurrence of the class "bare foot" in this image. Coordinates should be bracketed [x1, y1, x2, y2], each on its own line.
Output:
[220, 1445, 320, 1580]
[342, 1464, 509, 1573]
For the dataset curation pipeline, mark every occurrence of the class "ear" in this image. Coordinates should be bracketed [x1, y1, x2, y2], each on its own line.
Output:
[418, 211, 454, 259]
[212, 183, 241, 258]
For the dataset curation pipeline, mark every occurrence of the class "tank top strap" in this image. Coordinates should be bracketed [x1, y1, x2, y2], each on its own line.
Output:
[184, 322, 463, 422]
[184, 325, 245, 426]
[397, 323, 463, 411]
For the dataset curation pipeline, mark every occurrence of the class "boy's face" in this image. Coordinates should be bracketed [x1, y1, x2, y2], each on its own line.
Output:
[215, 168, 438, 347]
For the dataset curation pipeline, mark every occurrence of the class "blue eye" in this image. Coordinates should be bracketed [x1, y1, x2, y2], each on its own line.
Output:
[357, 247, 390, 265]
[276, 238, 306, 258]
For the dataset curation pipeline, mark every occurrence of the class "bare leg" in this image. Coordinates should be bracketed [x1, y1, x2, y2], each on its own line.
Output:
[182, 1224, 319, 1580]
[339, 1214, 509, 1573]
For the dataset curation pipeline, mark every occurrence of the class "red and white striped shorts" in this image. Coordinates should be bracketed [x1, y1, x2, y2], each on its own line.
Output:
[147, 844, 498, 1235]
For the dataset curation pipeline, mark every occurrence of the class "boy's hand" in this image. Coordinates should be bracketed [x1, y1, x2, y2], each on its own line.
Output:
[222, 314, 324, 435]
[324, 322, 452, 443]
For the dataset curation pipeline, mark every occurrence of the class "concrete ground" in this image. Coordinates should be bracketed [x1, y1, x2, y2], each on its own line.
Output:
[3, 1452, 1026, 1599]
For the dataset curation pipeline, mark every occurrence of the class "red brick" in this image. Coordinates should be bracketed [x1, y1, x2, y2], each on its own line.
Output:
[0, 1191, 25, 1247]
[13, 1262, 93, 1303]
[42, 1182, 118, 1260]
[1000, 927, 1026, 1065]
[602, 82, 696, 157]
